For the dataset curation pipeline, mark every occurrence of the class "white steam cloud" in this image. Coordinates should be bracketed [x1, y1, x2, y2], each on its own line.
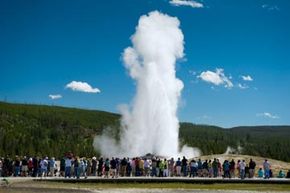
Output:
[94, 11, 200, 158]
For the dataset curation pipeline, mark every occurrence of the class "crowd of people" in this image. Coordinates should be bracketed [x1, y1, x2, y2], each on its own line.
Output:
[1, 154, 290, 179]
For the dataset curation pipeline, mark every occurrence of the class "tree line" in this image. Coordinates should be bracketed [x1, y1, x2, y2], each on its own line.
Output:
[0, 102, 290, 162]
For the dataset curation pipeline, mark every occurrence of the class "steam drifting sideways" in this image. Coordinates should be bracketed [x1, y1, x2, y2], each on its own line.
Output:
[94, 11, 200, 158]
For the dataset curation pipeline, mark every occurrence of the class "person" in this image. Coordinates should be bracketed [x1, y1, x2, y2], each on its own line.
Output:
[126, 158, 132, 177]
[175, 158, 181, 176]
[104, 158, 110, 178]
[168, 158, 175, 177]
[163, 159, 168, 177]
[91, 157, 97, 176]
[120, 157, 127, 177]
[249, 159, 256, 178]
[159, 159, 164, 177]
[258, 168, 264, 178]
[197, 159, 203, 177]
[14, 156, 21, 177]
[277, 170, 285, 178]
[73, 157, 80, 179]
[189, 159, 197, 177]
[208, 160, 213, 177]
[237, 160, 240, 177]
[21, 156, 28, 177]
[151, 158, 157, 177]
[181, 156, 188, 177]
[28, 157, 34, 176]
[110, 157, 117, 178]
[212, 158, 218, 178]
[223, 160, 230, 178]
[230, 159, 235, 178]
[0, 158, 3, 177]
[97, 157, 103, 176]
[263, 159, 270, 179]
[60, 157, 65, 177]
[32, 156, 39, 177]
[217, 159, 222, 177]
[202, 160, 208, 177]
[286, 170, 290, 178]
[239, 160, 246, 179]
[49, 157, 56, 177]
[144, 158, 150, 177]
[131, 158, 136, 177]
[65, 156, 72, 178]
[40, 157, 48, 177]
[139, 158, 144, 176]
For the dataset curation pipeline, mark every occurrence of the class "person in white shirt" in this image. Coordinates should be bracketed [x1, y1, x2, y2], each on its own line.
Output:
[239, 160, 246, 179]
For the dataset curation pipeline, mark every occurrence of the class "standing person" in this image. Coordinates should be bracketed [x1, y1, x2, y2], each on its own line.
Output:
[104, 158, 110, 178]
[202, 160, 209, 177]
[74, 157, 81, 179]
[14, 156, 21, 176]
[237, 160, 241, 178]
[223, 160, 230, 178]
[126, 158, 132, 177]
[120, 157, 127, 177]
[217, 159, 222, 177]
[175, 158, 182, 176]
[189, 159, 197, 177]
[86, 158, 91, 176]
[97, 157, 103, 176]
[163, 159, 168, 177]
[151, 158, 157, 177]
[0, 158, 3, 177]
[168, 158, 175, 177]
[21, 156, 28, 177]
[65, 156, 72, 178]
[60, 157, 65, 177]
[212, 158, 218, 178]
[159, 159, 164, 177]
[239, 160, 246, 179]
[28, 158, 34, 176]
[230, 159, 235, 178]
[40, 157, 48, 177]
[49, 157, 56, 177]
[208, 160, 213, 178]
[181, 156, 188, 177]
[249, 159, 256, 178]
[110, 157, 117, 178]
[32, 156, 39, 177]
[91, 157, 97, 176]
[131, 158, 136, 177]
[139, 158, 144, 176]
[263, 159, 271, 179]
[144, 158, 150, 177]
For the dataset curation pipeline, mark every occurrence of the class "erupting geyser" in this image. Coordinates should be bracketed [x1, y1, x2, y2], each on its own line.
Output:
[94, 11, 200, 158]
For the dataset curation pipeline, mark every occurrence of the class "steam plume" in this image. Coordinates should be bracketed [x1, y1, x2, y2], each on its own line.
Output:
[94, 11, 200, 158]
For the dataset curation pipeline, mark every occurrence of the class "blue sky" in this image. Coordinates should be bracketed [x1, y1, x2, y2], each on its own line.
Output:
[0, 0, 289, 127]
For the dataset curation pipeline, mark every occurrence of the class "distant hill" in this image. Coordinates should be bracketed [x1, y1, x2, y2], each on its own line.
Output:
[0, 102, 290, 162]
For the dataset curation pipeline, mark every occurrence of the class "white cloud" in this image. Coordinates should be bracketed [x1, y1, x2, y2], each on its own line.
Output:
[256, 112, 279, 119]
[48, 94, 62, 100]
[198, 68, 233, 88]
[241, 75, 253, 81]
[169, 0, 204, 8]
[262, 4, 279, 11]
[238, 83, 249, 89]
[66, 81, 101, 93]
